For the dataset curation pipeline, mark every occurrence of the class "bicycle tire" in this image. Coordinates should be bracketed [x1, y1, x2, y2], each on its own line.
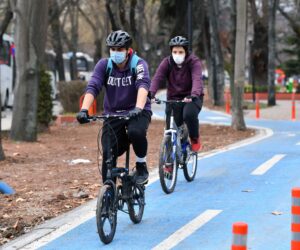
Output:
[128, 184, 145, 223]
[183, 143, 198, 182]
[158, 135, 178, 194]
[96, 185, 117, 244]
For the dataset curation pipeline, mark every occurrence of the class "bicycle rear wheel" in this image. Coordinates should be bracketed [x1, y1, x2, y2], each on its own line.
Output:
[96, 185, 117, 244]
[128, 184, 145, 223]
[183, 143, 198, 182]
[158, 135, 178, 194]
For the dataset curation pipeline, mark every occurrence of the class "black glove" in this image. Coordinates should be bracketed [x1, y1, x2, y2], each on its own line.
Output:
[76, 109, 89, 124]
[148, 91, 155, 99]
[185, 95, 198, 101]
[128, 107, 142, 118]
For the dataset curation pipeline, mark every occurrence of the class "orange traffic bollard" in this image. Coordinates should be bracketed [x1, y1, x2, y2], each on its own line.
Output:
[292, 187, 300, 250]
[232, 222, 248, 250]
[225, 91, 231, 114]
[79, 94, 97, 116]
[255, 93, 260, 119]
[291, 92, 296, 121]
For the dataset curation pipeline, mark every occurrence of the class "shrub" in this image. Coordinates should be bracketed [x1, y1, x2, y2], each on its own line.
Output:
[244, 84, 281, 93]
[38, 69, 53, 129]
[57, 80, 104, 113]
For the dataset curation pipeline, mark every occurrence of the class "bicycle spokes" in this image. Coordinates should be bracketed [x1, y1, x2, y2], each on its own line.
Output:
[159, 136, 178, 194]
[96, 185, 117, 244]
[128, 185, 145, 224]
[183, 145, 198, 182]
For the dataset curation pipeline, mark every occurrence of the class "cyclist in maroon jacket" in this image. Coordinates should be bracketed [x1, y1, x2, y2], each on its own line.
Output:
[150, 36, 204, 151]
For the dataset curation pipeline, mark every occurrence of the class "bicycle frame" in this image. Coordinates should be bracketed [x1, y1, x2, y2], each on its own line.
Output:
[92, 115, 131, 186]
[164, 108, 180, 162]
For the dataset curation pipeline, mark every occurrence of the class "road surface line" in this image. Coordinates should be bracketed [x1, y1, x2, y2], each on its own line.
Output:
[251, 154, 286, 175]
[152, 209, 222, 250]
[296, 142, 300, 146]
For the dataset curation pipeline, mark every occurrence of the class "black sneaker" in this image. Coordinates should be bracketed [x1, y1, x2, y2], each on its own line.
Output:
[135, 162, 149, 185]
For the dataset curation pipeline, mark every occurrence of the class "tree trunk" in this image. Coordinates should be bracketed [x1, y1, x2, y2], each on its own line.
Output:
[199, 1, 214, 102]
[229, 0, 236, 98]
[171, 0, 188, 37]
[106, 0, 121, 30]
[70, 1, 79, 80]
[268, 0, 278, 106]
[207, 0, 225, 106]
[0, 0, 13, 160]
[250, 0, 268, 86]
[10, 0, 48, 141]
[49, 0, 65, 81]
[231, 0, 247, 130]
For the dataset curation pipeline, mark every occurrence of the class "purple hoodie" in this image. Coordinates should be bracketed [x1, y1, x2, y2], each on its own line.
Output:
[150, 53, 204, 100]
[86, 52, 151, 115]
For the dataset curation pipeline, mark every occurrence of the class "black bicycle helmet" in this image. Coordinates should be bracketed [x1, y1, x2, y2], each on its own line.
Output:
[169, 36, 189, 47]
[106, 30, 132, 48]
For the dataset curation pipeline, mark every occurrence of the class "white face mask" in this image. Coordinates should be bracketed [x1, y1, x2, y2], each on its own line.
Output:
[172, 53, 185, 65]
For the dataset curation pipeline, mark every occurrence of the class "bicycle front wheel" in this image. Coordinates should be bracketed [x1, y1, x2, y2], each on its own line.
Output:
[158, 135, 178, 194]
[183, 144, 198, 182]
[96, 185, 117, 244]
[128, 184, 145, 224]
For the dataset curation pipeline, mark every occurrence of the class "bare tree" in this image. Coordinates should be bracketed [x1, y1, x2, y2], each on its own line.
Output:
[231, 0, 247, 130]
[249, 0, 268, 86]
[0, 0, 13, 40]
[229, 0, 237, 98]
[78, 0, 105, 63]
[49, 0, 67, 81]
[207, 0, 225, 106]
[0, 0, 12, 160]
[105, 0, 142, 52]
[268, 0, 279, 106]
[10, 0, 48, 141]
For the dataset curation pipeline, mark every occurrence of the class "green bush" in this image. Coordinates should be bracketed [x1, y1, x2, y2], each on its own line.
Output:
[244, 84, 281, 93]
[38, 69, 53, 128]
[57, 80, 104, 113]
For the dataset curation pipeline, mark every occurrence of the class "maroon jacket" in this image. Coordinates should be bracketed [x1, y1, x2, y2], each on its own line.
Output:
[150, 53, 204, 100]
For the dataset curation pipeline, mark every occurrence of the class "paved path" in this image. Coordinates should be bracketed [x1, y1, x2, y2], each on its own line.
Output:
[3, 98, 300, 250]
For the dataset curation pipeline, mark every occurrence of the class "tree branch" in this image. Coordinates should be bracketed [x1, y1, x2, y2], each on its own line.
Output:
[105, 0, 118, 30]
[77, 5, 96, 31]
[277, 5, 300, 37]
[0, 2, 13, 40]
[48, 0, 69, 25]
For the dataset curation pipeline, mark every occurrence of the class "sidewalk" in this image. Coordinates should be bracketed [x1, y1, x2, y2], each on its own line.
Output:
[243, 100, 300, 121]
[1, 101, 64, 131]
[1, 99, 298, 132]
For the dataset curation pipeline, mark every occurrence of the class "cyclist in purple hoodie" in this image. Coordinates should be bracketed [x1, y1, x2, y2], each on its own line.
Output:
[150, 36, 204, 152]
[77, 30, 151, 184]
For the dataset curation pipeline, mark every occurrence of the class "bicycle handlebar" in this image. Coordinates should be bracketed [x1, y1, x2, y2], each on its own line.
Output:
[153, 98, 186, 104]
[88, 114, 130, 122]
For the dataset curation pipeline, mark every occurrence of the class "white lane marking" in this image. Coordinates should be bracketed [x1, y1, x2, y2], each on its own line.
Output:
[296, 142, 300, 146]
[152, 209, 222, 250]
[287, 133, 296, 137]
[251, 154, 286, 175]
[206, 116, 229, 120]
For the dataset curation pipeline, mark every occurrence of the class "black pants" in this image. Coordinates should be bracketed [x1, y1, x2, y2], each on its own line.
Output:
[101, 111, 151, 181]
[165, 96, 203, 139]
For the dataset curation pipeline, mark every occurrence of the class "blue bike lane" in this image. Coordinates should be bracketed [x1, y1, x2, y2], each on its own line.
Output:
[4, 107, 300, 250]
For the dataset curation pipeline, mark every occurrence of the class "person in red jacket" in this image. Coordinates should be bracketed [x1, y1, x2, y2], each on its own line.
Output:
[150, 36, 204, 151]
